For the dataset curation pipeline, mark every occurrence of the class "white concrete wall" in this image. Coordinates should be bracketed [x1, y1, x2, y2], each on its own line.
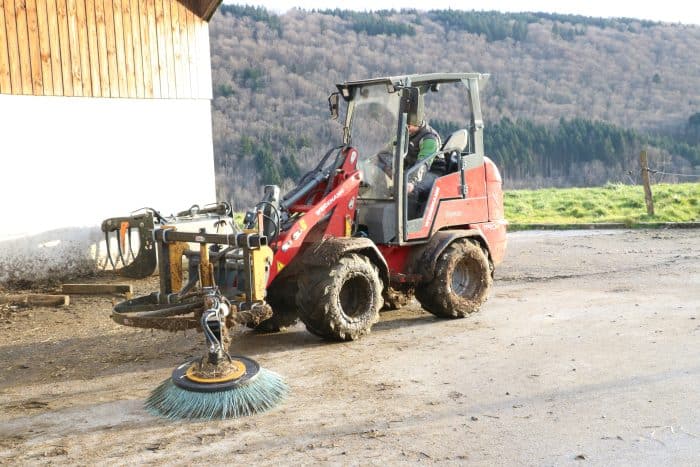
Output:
[0, 94, 216, 284]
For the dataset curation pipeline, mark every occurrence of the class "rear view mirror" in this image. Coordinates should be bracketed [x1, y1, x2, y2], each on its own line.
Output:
[328, 92, 340, 120]
[400, 87, 420, 117]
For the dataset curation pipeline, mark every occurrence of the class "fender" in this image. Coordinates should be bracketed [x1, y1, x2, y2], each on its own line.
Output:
[414, 229, 487, 283]
[299, 237, 389, 286]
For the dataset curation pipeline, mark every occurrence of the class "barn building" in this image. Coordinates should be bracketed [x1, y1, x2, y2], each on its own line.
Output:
[0, 0, 222, 283]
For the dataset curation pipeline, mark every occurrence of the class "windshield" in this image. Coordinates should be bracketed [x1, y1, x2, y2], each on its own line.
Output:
[347, 85, 400, 199]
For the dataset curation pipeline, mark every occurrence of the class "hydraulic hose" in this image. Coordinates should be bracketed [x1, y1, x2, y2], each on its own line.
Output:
[279, 170, 330, 210]
[281, 145, 345, 208]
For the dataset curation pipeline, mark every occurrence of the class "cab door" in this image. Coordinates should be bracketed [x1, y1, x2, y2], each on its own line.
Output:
[404, 151, 488, 241]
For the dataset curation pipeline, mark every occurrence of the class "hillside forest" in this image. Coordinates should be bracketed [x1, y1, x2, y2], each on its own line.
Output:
[209, 6, 700, 209]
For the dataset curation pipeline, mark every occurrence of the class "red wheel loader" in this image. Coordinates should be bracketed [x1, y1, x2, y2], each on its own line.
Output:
[112, 73, 507, 418]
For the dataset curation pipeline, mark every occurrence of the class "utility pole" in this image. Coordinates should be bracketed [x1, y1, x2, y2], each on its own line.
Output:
[640, 150, 654, 216]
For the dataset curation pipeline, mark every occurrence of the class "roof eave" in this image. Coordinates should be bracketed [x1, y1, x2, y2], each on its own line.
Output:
[179, 0, 223, 21]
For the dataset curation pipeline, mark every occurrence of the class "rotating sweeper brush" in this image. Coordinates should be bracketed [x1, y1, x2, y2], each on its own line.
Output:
[147, 356, 287, 420]
[112, 224, 288, 420]
[144, 291, 287, 420]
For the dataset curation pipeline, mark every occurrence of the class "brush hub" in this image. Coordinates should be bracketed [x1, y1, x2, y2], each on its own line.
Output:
[171, 357, 261, 393]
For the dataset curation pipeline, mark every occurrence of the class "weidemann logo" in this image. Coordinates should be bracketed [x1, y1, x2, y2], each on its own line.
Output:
[315, 188, 345, 217]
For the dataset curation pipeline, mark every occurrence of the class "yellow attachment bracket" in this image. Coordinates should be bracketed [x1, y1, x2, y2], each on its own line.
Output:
[250, 245, 274, 301]
[162, 225, 189, 292]
[168, 241, 189, 291]
[199, 242, 214, 287]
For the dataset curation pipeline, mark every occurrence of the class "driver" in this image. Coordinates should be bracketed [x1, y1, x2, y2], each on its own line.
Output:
[405, 97, 441, 195]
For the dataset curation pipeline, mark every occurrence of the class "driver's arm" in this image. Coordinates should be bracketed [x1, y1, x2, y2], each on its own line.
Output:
[407, 136, 440, 188]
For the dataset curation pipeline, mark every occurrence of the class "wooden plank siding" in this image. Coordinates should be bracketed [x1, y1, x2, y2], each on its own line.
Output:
[102, 0, 118, 96]
[34, 0, 53, 95]
[14, 0, 34, 94]
[0, 1, 12, 93]
[111, 0, 127, 96]
[144, 0, 159, 97]
[75, 0, 91, 96]
[65, 0, 83, 95]
[55, 0, 73, 96]
[45, 0, 63, 94]
[84, 0, 100, 96]
[25, 0, 44, 94]
[169, 0, 183, 98]
[0, 0, 213, 98]
[119, 0, 135, 97]
[4, 0, 23, 93]
[137, 0, 153, 97]
[154, 0, 169, 98]
[160, 0, 175, 99]
[195, 11, 210, 98]
[129, 0, 144, 97]
[93, 0, 110, 95]
[184, 7, 196, 97]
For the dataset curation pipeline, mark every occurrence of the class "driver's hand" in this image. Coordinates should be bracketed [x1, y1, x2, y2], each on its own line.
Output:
[407, 182, 415, 194]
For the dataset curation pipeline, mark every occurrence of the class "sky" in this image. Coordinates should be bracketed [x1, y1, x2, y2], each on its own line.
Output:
[222, 0, 700, 25]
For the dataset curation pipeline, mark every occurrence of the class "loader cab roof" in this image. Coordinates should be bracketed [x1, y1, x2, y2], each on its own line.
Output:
[336, 73, 489, 100]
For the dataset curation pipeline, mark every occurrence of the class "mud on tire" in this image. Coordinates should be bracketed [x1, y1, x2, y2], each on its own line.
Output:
[251, 279, 299, 333]
[382, 287, 413, 311]
[416, 239, 492, 318]
[296, 253, 383, 341]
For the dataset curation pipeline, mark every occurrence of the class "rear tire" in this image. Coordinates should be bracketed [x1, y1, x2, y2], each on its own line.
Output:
[416, 239, 492, 318]
[296, 253, 383, 341]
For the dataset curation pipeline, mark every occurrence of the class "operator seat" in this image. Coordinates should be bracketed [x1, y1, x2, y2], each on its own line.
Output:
[440, 129, 469, 174]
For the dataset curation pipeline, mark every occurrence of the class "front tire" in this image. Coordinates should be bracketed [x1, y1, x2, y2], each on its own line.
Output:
[416, 239, 492, 318]
[296, 253, 383, 341]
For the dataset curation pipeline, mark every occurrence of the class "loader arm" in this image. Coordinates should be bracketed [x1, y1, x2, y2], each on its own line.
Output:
[268, 147, 362, 284]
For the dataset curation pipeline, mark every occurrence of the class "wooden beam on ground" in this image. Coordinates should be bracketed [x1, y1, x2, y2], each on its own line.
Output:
[62, 283, 133, 295]
[0, 294, 70, 307]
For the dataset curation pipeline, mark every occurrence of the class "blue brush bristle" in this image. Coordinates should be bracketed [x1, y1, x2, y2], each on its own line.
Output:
[145, 368, 289, 420]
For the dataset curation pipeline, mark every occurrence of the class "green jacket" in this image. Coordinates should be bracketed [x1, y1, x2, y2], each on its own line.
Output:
[406, 123, 441, 183]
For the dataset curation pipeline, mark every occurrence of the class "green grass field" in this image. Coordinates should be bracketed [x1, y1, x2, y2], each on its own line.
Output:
[234, 183, 698, 228]
[505, 182, 700, 226]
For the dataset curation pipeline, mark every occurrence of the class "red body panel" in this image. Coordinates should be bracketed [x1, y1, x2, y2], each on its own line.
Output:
[406, 164, 488, 241]
[404, 158, 507, 267]
[483, 157, 507, 265]
[267, 148, 360, 285]
[475, 219, 507, 265]
[376, 244, 412, 276]
[485, 157, 504, 222]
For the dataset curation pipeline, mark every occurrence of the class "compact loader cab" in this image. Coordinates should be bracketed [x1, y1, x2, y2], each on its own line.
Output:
[336, 74, 504, 249]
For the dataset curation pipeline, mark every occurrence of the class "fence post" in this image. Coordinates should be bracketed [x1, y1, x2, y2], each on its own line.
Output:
[640, 150, 654, 216]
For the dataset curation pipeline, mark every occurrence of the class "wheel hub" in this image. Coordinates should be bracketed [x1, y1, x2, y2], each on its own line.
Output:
[171, 356, 261, 393]
[452, 259, 475, 296]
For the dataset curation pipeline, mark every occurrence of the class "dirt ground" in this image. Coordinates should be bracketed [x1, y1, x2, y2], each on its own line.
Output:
[1, 229, 699, 465]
